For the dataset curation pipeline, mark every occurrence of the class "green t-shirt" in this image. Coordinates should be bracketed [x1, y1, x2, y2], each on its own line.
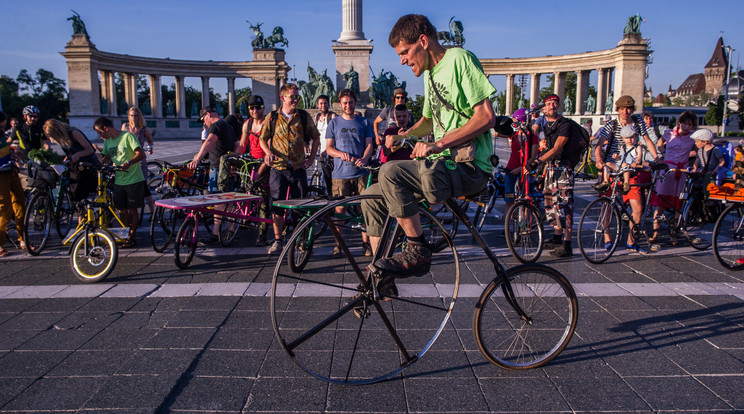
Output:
[423, 47, 496, 173]
[102, 131, 144, 185]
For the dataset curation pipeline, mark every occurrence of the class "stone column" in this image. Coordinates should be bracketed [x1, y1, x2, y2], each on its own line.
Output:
[175, 75, 186, 118]
[100, 70, 112, 116]
[613, 37, 648, 114]
[201, 77, 210, 109]
[128, 73, 139, 111]
[553, 72, 566, 104]
[576, 70, 589, 115]
[596, 68, 606, 115]
[505, 74, 515, 116]
[333, 0, 373, 103]
[339, 0, 364, 42]
[149, 75, 162, 118]
[227, 77, 235, 116]
[529, 73, 540, 108]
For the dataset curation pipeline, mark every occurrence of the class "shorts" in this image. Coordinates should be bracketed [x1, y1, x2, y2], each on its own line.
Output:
[622, 171, 650, 203]
[113, 182, 145, 210]
[332, 175, 368, 197]
[270, 168, 309, 213]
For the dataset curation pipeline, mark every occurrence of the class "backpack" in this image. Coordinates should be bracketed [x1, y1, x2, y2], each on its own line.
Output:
[547, 117, 589, 168]
[268, 109, 312, 144]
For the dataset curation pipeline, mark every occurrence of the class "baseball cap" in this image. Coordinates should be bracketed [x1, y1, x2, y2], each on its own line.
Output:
[620, 125, 637, 138]
[615, 95, 636, 109]
[198, 106, 216, 122]
[691, 129, 713, 142]
[247, 95, 264, 107]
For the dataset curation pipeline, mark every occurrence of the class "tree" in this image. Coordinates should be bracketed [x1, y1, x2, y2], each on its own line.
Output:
[6, 69, 68, 121]
[407, 94, 424, 122]
[705, 96, 724, 128]
[234, 86, 254, 113]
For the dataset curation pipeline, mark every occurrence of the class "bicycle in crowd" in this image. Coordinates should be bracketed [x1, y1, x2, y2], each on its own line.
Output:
[708, 180, 744, 270]
[269, 143, 578, 385]
[578, 163, 718, 264]
[22, 160, 76, 255]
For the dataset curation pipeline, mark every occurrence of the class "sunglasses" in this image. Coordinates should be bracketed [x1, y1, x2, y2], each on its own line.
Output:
[284, 95, 301, 101]
[249, 106, 264, 110]
[395, 95, 407, 99]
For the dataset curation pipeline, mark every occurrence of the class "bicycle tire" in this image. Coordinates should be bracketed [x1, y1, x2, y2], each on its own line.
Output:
[271, 194, 459, 385]
[149, 193, 179, 253]
[713, 204, 744, 270]
[218, 204, 241, 247]
[473, 264, 578, 369]
[504, 201, 544, 263]
[146, 160, 163, 182]
[69, 227, 118, 283]
[578, 198, 621, 264]
[55, 189, 75, 239]
[23, 191, 53, 256]
[426, 201, 459, 253]
[681, 193, 713, 250]
[174, 216, 197, 269]
[286, 220, 315, 272]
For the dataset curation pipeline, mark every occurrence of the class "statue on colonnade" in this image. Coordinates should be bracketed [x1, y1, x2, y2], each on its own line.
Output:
[585, 94, 596, 114]
[67, 10, 89, 37]
[623, 14, 644, 35]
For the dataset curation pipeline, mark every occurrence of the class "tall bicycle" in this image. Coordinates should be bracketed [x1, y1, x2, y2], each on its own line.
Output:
[270, 192, 578, 384]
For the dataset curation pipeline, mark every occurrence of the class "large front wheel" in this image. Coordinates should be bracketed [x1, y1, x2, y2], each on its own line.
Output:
[473, 264, 578, 369]
[23, 192, 53, 256]
[174, 216, 198, 269]
[69, 228, 118, 283]
[712, 204, 744, 270]
[578, 198, 620, 264]
[271, 194, 460, 385]
[504, 201, 544, 263]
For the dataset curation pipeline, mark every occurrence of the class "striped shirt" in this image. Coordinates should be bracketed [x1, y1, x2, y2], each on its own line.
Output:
[598, 115, 648, 165]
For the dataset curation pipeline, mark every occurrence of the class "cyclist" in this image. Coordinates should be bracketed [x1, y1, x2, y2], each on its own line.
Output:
[0, 111, 26, 256]
[505, 108, 539, 212]
[362, 14, 496, 277]
[617, 125, 650, 254]
[42, 119, 100, 202]
[10, 106, 52, 163]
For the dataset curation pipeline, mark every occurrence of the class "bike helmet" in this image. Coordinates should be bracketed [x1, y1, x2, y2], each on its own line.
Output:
[22, 105, 40, 116]
[512, 108, 528, 123]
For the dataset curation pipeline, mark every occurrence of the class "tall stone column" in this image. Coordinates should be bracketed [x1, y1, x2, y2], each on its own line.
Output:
[505, 74, 515, 116]
[576, 70, 589, 114]
[201, 77, 210, 109]
[529, 73, 541, 108]
[175, 75, 186, 118]
[227, 77, 235, 115]
[596, 68, 606, 115]
[613, 36, 648, 113]
[100, 70, 112, 116]
[149, 75, 162, 118]
[333, 0, 373, 103]
[128, 73, 139, 111]
[553, 72, 566, 104]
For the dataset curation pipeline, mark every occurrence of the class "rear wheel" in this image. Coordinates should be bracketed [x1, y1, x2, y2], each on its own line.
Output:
[149, 193, 179, 253]
[504, 201, 544, 263]
[70, 228, 118, 283]
[578, 198, 620, 264]
[55, 189, 76, 239]
[218, 204, 241, 247]
[23, 192, 53, 256]
[681, 193, 713, 250]
[712, 204, 744, 270]
[174, 216, 197, 269]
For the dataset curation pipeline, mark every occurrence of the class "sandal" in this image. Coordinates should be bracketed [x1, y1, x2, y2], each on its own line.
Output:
[121, 238, 137, 248]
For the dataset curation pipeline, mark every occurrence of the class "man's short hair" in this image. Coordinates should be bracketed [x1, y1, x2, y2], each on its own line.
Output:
[280, 83, 299, 95]
[337, 89, 357, 102]
[316, 95, 330, 103]
[94, 117, 114, 130]
[394, 104, 408, 112]
[642, 111, 654, 118]
[388, 14, 437, 47]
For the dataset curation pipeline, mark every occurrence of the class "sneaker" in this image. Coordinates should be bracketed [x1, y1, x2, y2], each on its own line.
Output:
[372, 241, 432, 278]
[255, 234, 268, 247]
[199, 234, 218, 245]
[362, 243, 372, 257]
[604, 242, 613, 251]
[549, 245, 573, 258]
[331, 245, 342, 257]
[592, 182, 610, 192]
[267, 239, 282, 255]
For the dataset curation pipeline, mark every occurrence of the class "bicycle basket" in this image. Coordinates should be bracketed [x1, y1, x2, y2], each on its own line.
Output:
[28, 163, 59, 189]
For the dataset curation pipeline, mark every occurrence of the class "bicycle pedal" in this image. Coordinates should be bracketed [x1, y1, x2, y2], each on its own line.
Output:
[352, 305, 371, 319]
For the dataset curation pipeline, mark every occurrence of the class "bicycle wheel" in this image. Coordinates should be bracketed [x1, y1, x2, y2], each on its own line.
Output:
[504, 201, 544, 263]
[55, 189, 75, 239]
[286, 220, 315, 272]
[146, 160, 163, 181]
[149, 193, 179, 253]
[174, 216, 198, 269]
[69, 228, 118, 283]
[713, 204, 744, 270]
[271, 195, 459, 385]
[578, 198, 620, 264]
[426, 201, 459, 253]
[473, 264, 578, 369]
[218, 204, 241, 247]
[23, 191, 53, 256]
[680, 193, 713, 250]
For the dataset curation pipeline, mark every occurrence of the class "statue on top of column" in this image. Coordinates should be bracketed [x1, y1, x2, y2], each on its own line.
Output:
[623, 14, 644, 35]
[67, 10, 89, 37]
[265, 26, 289, 49]
[247, 21, 265, 49]
[436, 17, 465, 46]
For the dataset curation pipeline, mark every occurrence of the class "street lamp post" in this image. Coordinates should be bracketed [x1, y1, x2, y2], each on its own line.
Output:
[722, 45, 733, 136]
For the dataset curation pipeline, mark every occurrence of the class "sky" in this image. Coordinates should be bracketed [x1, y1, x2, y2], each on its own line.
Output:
[1, 0, 741, 103]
